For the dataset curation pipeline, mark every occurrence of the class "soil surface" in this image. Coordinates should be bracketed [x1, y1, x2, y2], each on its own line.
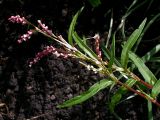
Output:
[0, 0, 160, 120]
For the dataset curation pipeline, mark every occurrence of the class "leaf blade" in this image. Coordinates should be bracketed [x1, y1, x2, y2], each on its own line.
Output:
[108, 33, 115, 70]
[129, 51, 157, 85]
[68, 7, 84, 45]
[151, 80, 160, 98]
[73, 32, 98, 60]
[88, 0, 101, 7]
[142, 44, 160, 63]
[109, 78, 136, 112]
[102, 45, 121, 67]
[121, 18, 147, 69]
[58, 79, 113, 108]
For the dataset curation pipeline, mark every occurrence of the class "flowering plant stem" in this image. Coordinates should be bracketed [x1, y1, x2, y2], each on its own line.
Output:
[25, 18, 160, 107]
[8, 15, 160, 108]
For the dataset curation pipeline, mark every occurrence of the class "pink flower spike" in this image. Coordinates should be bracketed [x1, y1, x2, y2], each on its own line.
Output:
[29, 46, 71, 67]
[17, 30, 33, 43]
[93, 34, 102, 60]
[29, 46, 55, 67]
[37, 20, 53, 35]
[8, 15, 27, 25]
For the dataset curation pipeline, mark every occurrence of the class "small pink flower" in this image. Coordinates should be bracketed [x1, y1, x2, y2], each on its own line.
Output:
[17, 30, 33, 43]
[8, 15, 26, 25]
[37, 20, 53, 35]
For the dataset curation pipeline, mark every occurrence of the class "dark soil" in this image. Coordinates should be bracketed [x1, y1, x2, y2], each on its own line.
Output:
[0, 0, 160, 120]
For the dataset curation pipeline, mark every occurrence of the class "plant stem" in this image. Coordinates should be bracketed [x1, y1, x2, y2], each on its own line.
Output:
[109, 73, 160, 107]
[127, 70, 153, 89]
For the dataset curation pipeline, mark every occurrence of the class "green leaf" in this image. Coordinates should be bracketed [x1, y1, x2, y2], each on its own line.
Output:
[73, 32, 98, 60]
[102, 45, 121, 67]
[106, 10, 113, 48]
[147, 100, 153, 120]
[88, 0, 101, 7]
[109, 93, 122, 113]
[118, 0, 147, 40]
[108, 33, 115, 70]
[121, 18, 147, 69]
[149, 57, 160, 63]
[131, 44, 160, 71]
[134, 13, 160, 52]
[142, 44, 160, 63]
[151, 80, 160, 98]
[123, 0, 147, 19]
[57, 79, 113, 108]
[68, 7, 84, 45]
[82, 36, 87, 45]
[109, 78, 136, 112]
[129, 51, 157, 85]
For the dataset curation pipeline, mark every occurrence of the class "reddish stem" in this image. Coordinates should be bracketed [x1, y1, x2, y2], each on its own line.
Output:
[116, 79, 160, 107]
[129, 71, 153, 89]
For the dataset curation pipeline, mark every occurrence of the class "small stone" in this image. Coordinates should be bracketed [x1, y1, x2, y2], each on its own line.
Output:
[62, 9, 68, 17]
[50, 95, 56, 100]
[67, 93, 73, 99]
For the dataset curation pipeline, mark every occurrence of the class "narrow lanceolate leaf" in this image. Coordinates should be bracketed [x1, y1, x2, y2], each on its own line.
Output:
[151, 80, 160, 98]
[129, 51, 157, 85]
[131, 44, 160, 70]
[149, 57, 160, 63]
[88, 0, 101, 7]
[142, 44, 160, 63]
[147, 100, 153, 120]
[108, 33, 115, 70]
[109, 78, 136, 112]
[134, 13, 160, 52]
[68, 7, 84, 45]
[102, 45, 121, 67]
[73, 32, 98, 60]
[57, 79, 113, 108]
[121, 18, 147, 69]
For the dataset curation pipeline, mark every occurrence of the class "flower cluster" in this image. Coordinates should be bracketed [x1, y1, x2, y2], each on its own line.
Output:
[29, 46, 70, 67]
[8, 15, 26, 25]
[93, 34, 101, 59]
[8, 15, 73, 67]
[37, 20, 53, 35]
[17, 30, 33, 43]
